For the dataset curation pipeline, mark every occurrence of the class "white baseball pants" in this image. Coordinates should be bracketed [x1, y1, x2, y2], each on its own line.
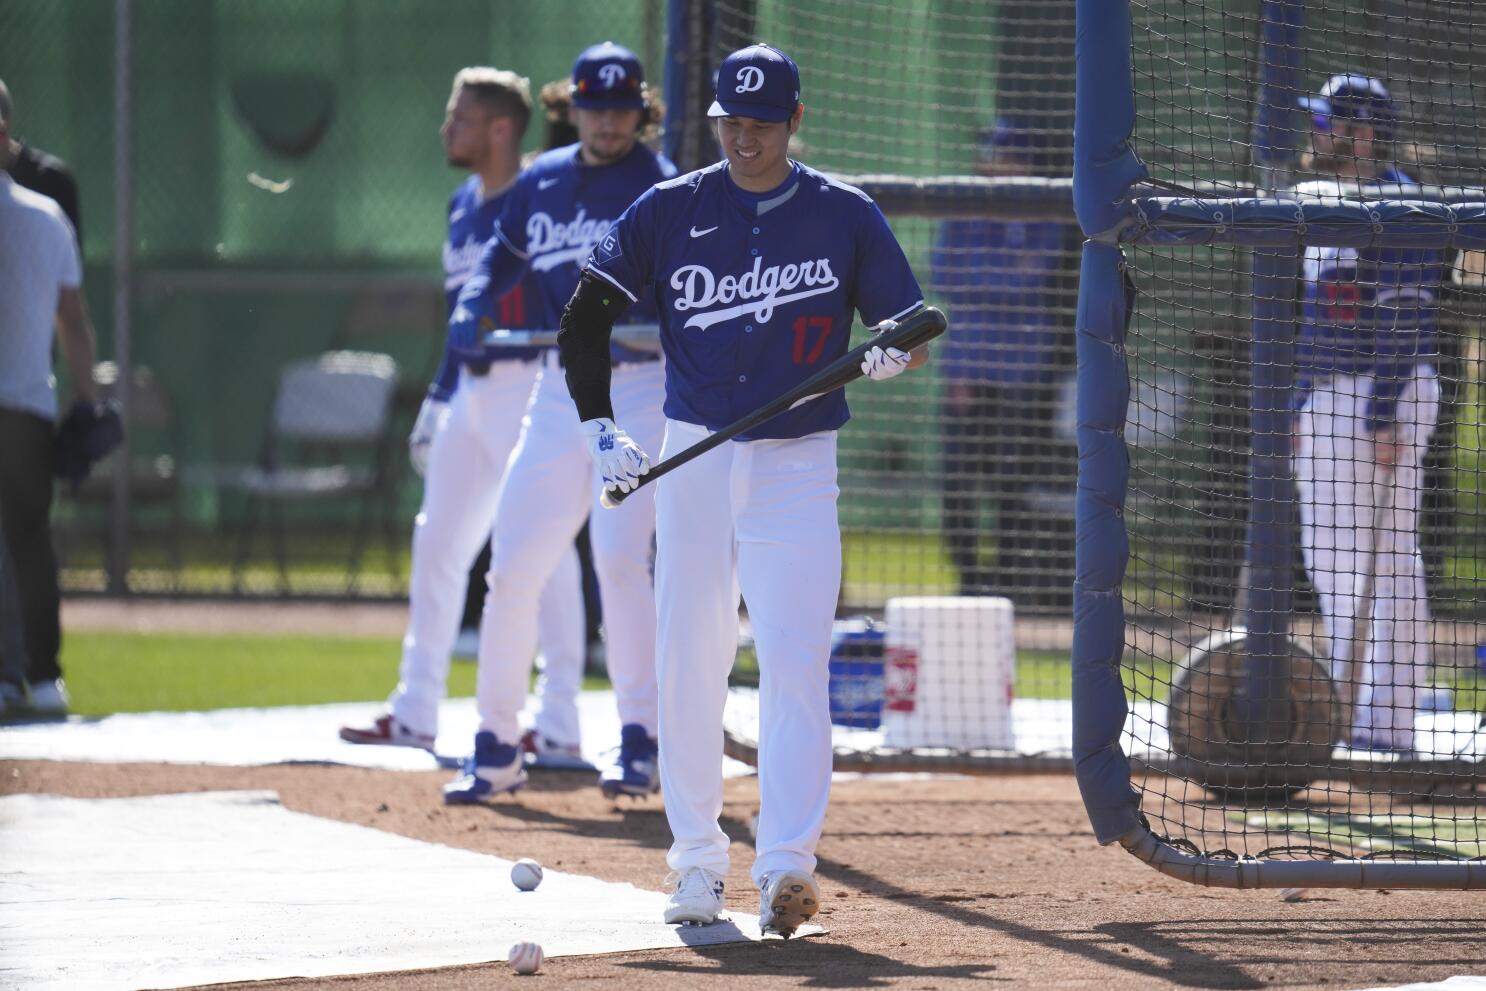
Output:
[654, 420, 841, 887]
[475, 356, 665, 744]
[388, 361, 585, 743]
[1295, 367, 1440, 749]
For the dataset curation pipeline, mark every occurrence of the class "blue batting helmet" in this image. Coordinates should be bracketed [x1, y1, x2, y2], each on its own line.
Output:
[1298, 73, 1398, 141]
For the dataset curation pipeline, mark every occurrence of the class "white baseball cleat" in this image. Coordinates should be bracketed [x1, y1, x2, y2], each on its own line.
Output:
[663, 867, 726, 926]
[758, 870, 819, 938]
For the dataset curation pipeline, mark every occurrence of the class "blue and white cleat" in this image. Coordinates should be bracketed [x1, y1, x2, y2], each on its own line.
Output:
[599, 723, 659, 798]
[663, 867, 725, 926]
[443, 731, 527, 804]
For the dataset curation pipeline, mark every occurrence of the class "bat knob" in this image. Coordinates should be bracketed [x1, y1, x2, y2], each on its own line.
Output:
[600, 489, 624, 510]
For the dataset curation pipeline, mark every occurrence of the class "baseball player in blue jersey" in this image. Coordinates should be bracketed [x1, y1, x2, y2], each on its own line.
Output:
[1293, 74, 1444, 754]
[558, 44, 929, 936]
[441, 43, 677, 804]
[340, 68, 587, 764]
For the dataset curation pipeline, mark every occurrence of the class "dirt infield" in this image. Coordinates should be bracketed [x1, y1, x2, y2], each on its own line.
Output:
[6, 762, 1483, 990]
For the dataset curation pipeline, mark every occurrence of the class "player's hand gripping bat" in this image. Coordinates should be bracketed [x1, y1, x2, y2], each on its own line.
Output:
[600, 305, 948, 509]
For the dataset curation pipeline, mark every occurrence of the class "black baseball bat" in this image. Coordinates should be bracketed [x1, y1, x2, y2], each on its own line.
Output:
[600, 305, 948, 509]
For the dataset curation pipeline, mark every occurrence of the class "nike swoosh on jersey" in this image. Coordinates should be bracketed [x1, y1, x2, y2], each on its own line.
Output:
[689, 225, 719, 238]
[538, 177, 561, 190]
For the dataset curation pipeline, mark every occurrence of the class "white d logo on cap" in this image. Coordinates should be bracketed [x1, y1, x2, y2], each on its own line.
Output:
[598, 63, 626, 88]
[735, 66, 765, 94]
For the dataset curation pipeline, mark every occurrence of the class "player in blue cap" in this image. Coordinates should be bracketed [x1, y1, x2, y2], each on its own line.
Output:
[440, 42, 677, 804]
[1292, 73, 1444, 754]
[558, 43, 931, 936]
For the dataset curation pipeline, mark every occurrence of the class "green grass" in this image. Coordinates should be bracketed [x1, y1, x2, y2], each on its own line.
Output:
[58, 631, 608, 717]
[58, 629, 1478, 719]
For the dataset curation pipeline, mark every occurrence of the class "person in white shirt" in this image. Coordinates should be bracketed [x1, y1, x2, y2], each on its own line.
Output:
[0, 103, 103, 716]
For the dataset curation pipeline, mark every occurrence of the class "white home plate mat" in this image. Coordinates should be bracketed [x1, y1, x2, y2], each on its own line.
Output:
[0, 693, 755, 777]
[0, 790, 821, 990]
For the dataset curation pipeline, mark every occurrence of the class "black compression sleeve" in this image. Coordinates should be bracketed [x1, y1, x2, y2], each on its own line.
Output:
[558, 271, 631, 422]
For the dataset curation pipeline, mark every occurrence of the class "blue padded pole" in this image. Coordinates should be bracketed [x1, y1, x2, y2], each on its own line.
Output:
[1073, 243, 1140, 843]
[1252, 0, 1305, 178]
[1072, 0, 1147, 844]
[662, 0, 716, 172]
[1237, 0, 1305, 743]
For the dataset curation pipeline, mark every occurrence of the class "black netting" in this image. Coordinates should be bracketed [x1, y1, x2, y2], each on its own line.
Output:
[1126, 0, 1485, 864]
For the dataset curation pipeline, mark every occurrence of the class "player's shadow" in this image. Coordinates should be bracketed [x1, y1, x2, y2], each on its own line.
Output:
[1097, 918, 1486, 975]
[798, 849, 1265, 989]
[619, 939, 1006, 987]
[460, 803, 1258, 985]
[466, 786, 673, 851]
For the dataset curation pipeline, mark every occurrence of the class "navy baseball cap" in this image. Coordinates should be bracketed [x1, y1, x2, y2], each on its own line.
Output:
[707, 44, 800, 123]
[570, 42, 646, 111]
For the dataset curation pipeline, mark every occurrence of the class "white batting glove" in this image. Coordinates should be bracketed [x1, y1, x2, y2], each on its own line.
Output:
[579, 417, 651, 498]
[408, 397, 450, 477]
[861, 319, 910, 381]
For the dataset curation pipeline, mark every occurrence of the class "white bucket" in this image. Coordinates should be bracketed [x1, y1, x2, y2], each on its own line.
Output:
[880, 596, 1016, 751]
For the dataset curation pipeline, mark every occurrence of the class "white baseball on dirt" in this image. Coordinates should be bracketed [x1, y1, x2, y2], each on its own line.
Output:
[511, 858, 544, 891]
[509, 940, 544, 975]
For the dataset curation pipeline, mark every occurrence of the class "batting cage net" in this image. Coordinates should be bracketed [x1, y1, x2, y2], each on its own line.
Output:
[1072, 0, 1486, 888]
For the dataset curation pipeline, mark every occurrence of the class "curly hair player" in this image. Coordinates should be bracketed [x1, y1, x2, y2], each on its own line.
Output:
[441, 42, 677, 803]
[558, 44, 930, 936]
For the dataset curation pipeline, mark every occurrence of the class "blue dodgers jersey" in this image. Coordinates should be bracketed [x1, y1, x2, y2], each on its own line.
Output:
[492, 142, 677, 362]
[587, 162, 924, 439]
[929, 218, 1068, 385]
[429, 176, 542, 399]
[1299, 167, 1442, 378]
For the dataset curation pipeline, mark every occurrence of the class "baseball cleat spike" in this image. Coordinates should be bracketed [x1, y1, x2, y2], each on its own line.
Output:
[759, 871, 820, 938]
